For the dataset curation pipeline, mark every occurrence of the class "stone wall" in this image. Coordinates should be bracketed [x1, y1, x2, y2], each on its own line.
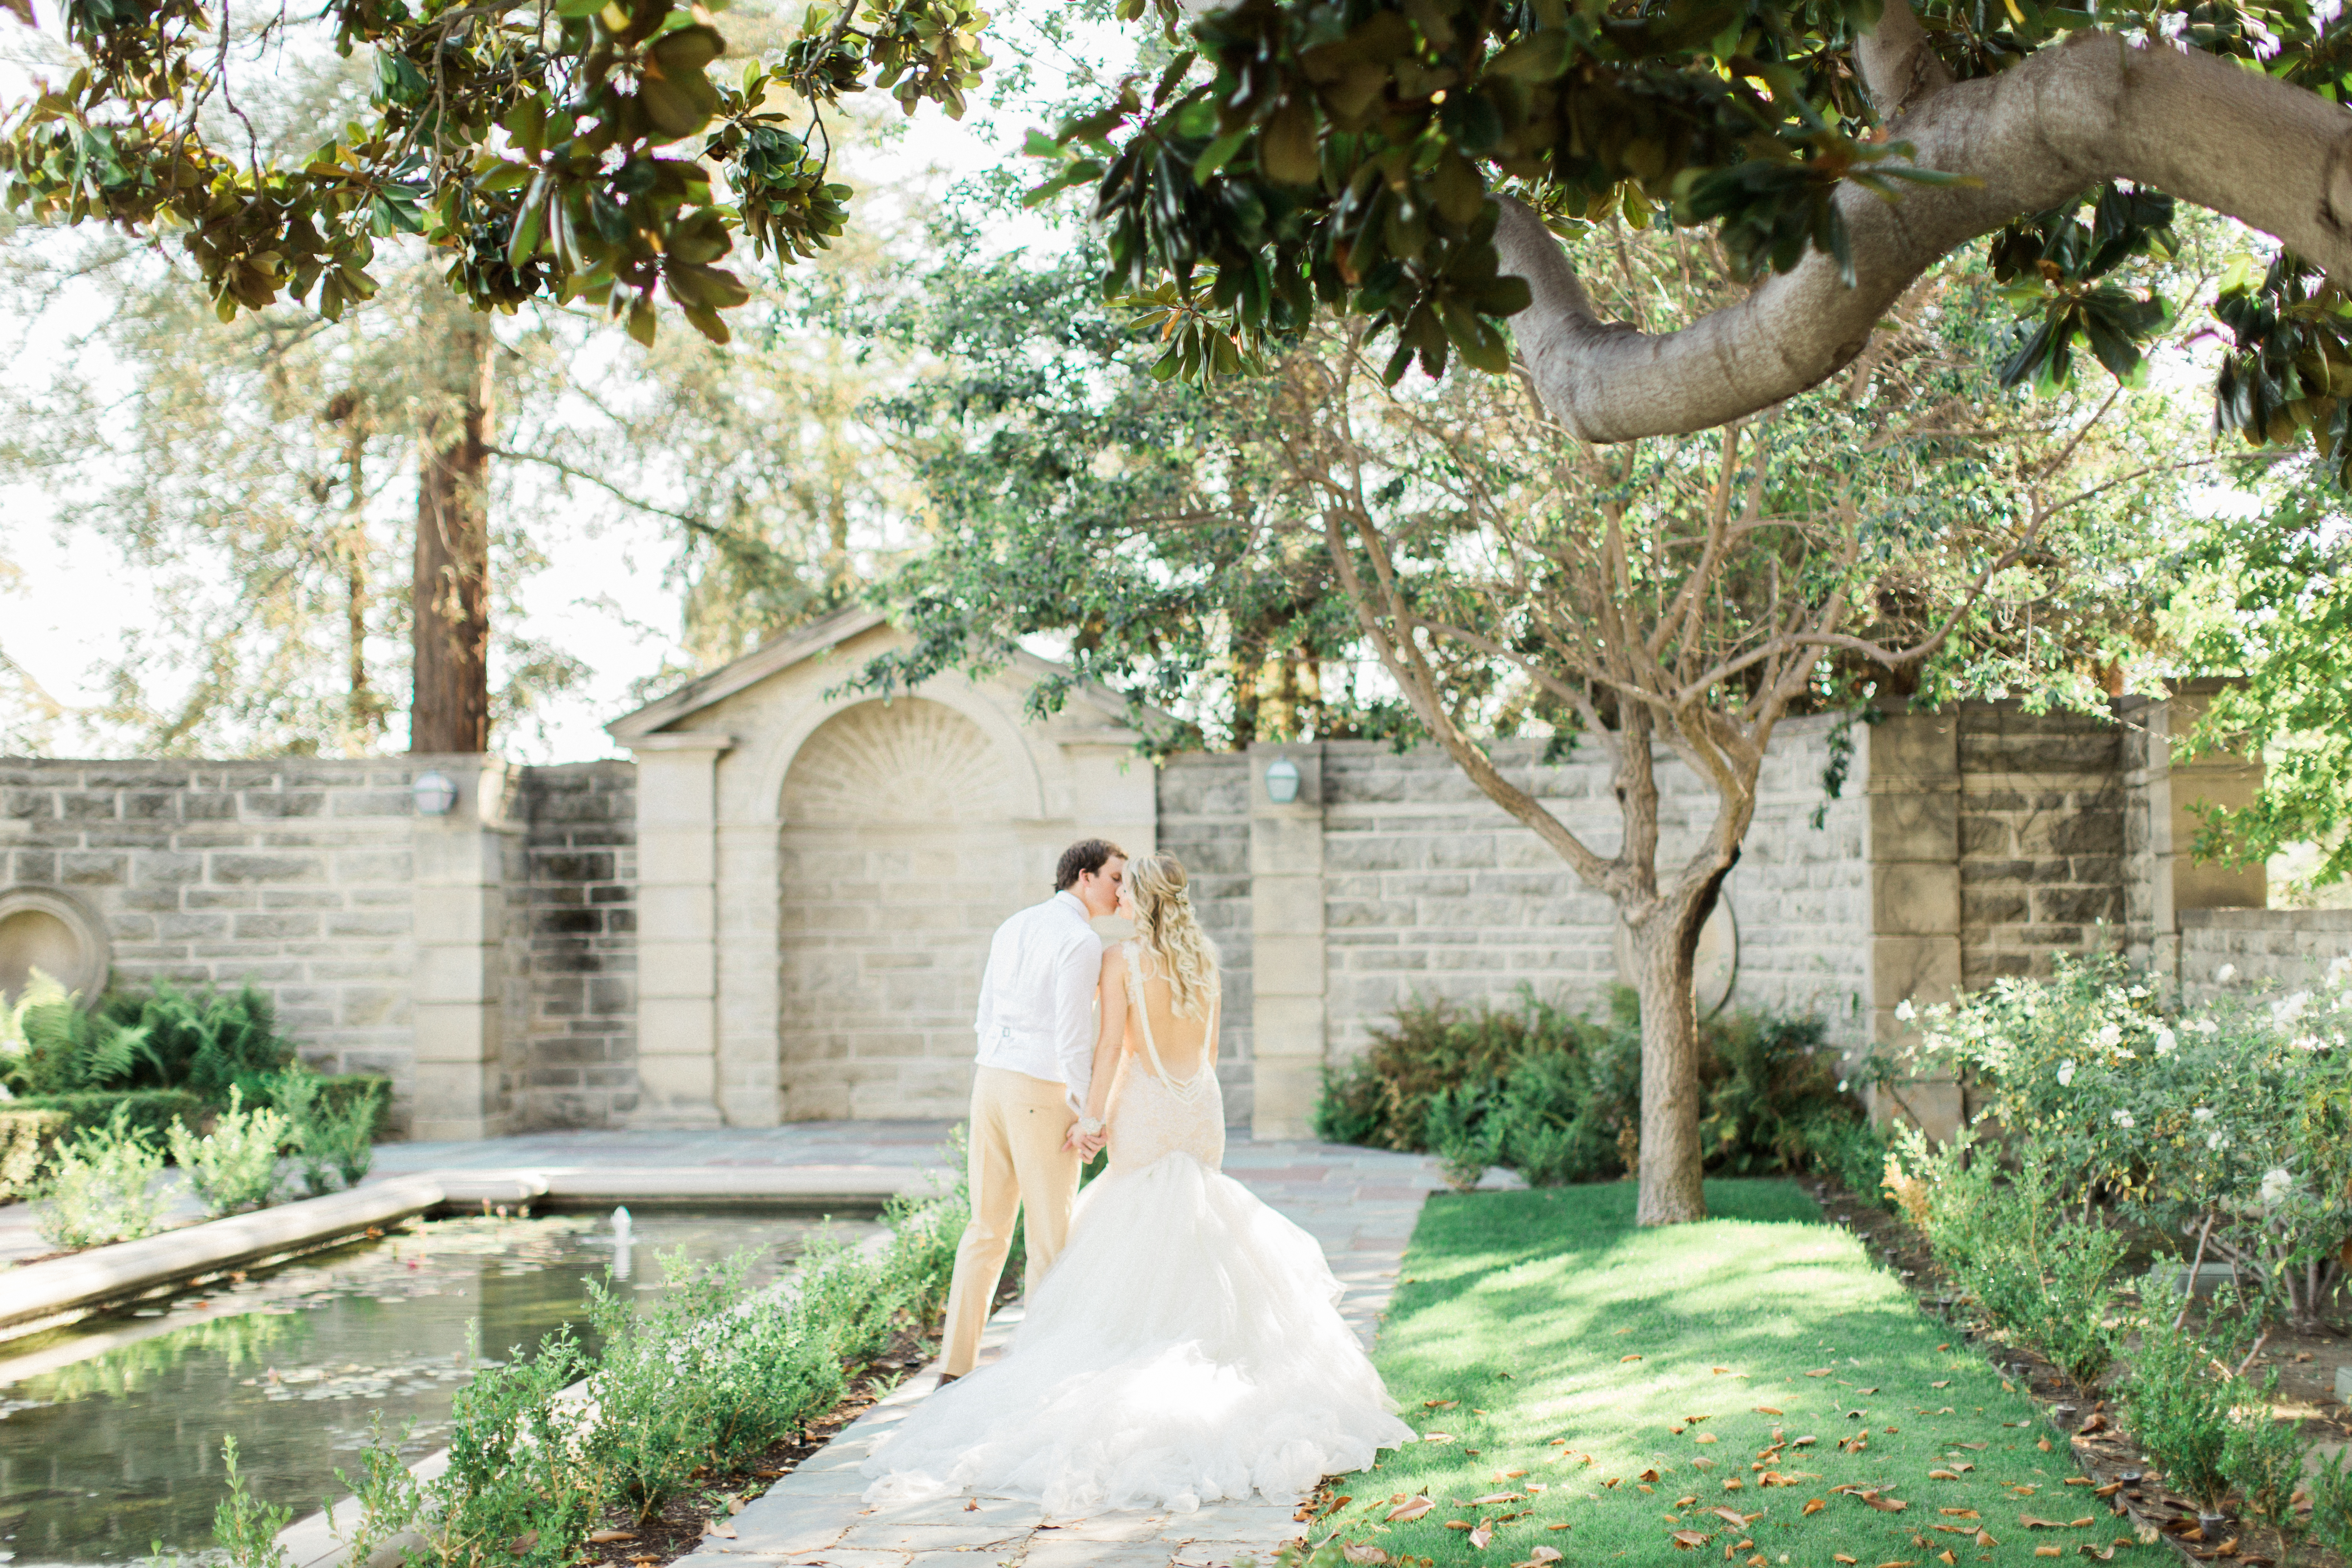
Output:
[1956, 705, 2126, 987]
[0, 755, 644, 1138]
[505, 762, 637, 1129]
[1316, 741, 1617, 1057]
[2178, 909, 2352, 1000]
[0, 758, 421, 1121]
[1155, 752, 1255, 1126]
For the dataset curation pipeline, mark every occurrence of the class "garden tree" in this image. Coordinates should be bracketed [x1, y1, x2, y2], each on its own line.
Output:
[846, 232, 1419, 751]
[1034, 0, 2352, 479]
[0, 229, 911, 754]
[8, 0, 2344, 483]
[855, 216, 2191, 1223]
[2167, 461, 2352, 895]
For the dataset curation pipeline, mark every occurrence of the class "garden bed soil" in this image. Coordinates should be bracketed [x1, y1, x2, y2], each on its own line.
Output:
[1803, 1174, 2352, 1568]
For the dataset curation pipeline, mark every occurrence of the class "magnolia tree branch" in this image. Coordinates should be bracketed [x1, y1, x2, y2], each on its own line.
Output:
[1495, 19, 2352, 441]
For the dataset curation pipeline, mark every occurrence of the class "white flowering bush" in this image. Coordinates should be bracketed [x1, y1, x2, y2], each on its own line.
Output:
[1900, 952, 2352, 1324]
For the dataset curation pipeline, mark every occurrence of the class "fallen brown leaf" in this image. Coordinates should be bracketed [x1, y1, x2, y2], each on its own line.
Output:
[586, 1533, 636, 1545]
[2077, 1546, 2116, 1561]
[1470, 1523, 1493, 1549]
[1500, 1469, 1528, 1479]
[1803, 1499, 1826, 1516]
[1425, 1399, 1458, 1409]
[1929, 1470, 1961, 1481]
[1931, 1524, 1974, 1535]
[1641, 1468, 1662, 1483]
[1956, 1442, 1988, 1451]
[1976, 1531, 1998, 1548]
[2093, 1482, 2123, 1499]
[1622, 1354, 1644, 1363]
[1857, 1388, 1879, 1395]
[1792, 1435, 1817, 1447]
[1341, 1546, 1392, 1565]
[1527, 1549, 1563, 1565]
[964, 1499, 979, 1512]
[1940, 1509, 1979, 1519]
[1468, 1493, 1523, 1506]
[1722, 1479, 1744, 1491]
[506, 1533, 539, 1555]
[1444, 1520, 1473, 1531]
[2018, 1516, 2095, 1530]
[1708, 1508, 1751, 1528]
[1807, 1369, 1833, 1378]
[1931, 1380, 1950, 1389]
[2036, 1549, 2062, 1558]
[1940, 1553, 1956, 1566]
[2038, 1437, 2054, 1452]
[1388, 1497, 1436, 1522]
[702, 1520, 737, 1540]
[1860, 1492, 1909, 1513]
[1670, 1530, 1713, 1549]
[1423, 1432, 1455, 1443]
[1755, 1406, 1783, 1416]
[1696, 1433, 1719, 1444]
[1833, 1556, 1857, 1565]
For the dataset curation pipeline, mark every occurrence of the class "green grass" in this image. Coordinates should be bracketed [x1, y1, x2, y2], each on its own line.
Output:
[1336, 1179, 2163, 1568]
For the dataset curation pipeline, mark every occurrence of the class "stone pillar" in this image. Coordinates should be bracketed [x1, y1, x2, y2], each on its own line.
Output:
[628, 732, 733, 1128]
[1863, 708, 1964, 1138]
[1248, 742, 1325, 1141]
[2122, 683, 2266, 976]
[410, 756, 514, 1143]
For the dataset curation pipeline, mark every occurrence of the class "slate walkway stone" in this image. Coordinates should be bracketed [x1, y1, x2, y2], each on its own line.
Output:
[604, 1125, 1469, 1568]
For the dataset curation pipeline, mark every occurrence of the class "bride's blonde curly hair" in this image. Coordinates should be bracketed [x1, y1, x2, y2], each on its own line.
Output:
[1125, 852, 1219, 1020]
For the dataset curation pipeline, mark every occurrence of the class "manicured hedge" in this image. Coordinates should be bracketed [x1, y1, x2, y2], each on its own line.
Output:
[6, 1089, 211, 1144]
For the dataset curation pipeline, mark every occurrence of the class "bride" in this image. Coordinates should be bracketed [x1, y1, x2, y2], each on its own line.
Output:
[862, 851, 1414, 1515]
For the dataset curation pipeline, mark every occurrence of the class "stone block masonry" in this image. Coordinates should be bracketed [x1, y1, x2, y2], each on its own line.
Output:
[504, 762, 637, 1129]
[0, 757, 642, 1139]
[2180, 909, 2352, 1002]
[0, 759, 424, 1128]
[1154, 751, 1255, 1128]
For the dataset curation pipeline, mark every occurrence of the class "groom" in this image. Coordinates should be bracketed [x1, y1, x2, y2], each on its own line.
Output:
[936, 838, 1127, 1383]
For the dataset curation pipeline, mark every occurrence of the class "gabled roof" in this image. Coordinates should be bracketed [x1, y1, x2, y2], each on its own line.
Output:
[606, 605, 891, 742]
[605, 606, 1160, 744]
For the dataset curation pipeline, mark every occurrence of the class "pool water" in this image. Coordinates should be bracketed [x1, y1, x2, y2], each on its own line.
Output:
[0, 1208, 877, 1564]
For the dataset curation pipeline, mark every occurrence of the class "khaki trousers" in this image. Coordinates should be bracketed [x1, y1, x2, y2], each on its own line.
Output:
[940, 1065, 1080, 1375]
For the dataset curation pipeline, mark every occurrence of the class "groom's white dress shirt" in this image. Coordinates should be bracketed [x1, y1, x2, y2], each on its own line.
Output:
[973, 889, 1103, 1115]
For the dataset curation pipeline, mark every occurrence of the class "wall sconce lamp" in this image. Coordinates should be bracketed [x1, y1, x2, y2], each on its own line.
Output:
[1264, 756, 1301, 805]
[412, 770, 460, 817]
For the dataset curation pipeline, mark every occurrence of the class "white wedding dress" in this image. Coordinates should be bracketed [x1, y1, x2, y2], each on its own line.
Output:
[861, 944, 1415, 1515]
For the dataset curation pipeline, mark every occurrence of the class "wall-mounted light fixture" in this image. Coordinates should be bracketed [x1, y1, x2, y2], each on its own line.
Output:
[1264, 756, 1301, 805]
[412, 770, 460, 817]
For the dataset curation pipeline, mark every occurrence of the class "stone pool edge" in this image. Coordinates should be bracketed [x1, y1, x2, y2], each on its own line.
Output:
[0, 1163, 935, 1344]
[0, 1176, 449, 1343]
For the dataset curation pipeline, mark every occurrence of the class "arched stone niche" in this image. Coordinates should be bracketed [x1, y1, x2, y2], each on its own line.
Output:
[0, 887, 111, 1006]
[777, 697, 1031, 1119]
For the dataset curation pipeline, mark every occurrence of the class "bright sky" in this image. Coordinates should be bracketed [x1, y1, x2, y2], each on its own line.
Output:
[0, 1, 1111, 764]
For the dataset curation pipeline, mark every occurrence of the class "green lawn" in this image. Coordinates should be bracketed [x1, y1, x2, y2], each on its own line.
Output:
[1332, 1180, 2164, 1568]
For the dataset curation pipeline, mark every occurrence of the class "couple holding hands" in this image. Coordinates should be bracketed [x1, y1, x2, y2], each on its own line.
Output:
[860, 839, 1414, 1516]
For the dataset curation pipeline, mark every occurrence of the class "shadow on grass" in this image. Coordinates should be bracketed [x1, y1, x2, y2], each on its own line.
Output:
[1336, 1178, 2163, 1566]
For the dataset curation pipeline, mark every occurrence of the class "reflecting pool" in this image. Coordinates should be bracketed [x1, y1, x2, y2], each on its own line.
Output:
[0, 1207, 878, 1564]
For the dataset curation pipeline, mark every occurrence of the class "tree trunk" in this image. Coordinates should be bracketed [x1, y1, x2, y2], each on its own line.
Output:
[410, 316, 495, 753]
[1626, 868, 1731, 1225]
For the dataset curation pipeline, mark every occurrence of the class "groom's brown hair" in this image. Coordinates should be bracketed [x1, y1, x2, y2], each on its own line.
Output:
[1054, 838, 1126, 892]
